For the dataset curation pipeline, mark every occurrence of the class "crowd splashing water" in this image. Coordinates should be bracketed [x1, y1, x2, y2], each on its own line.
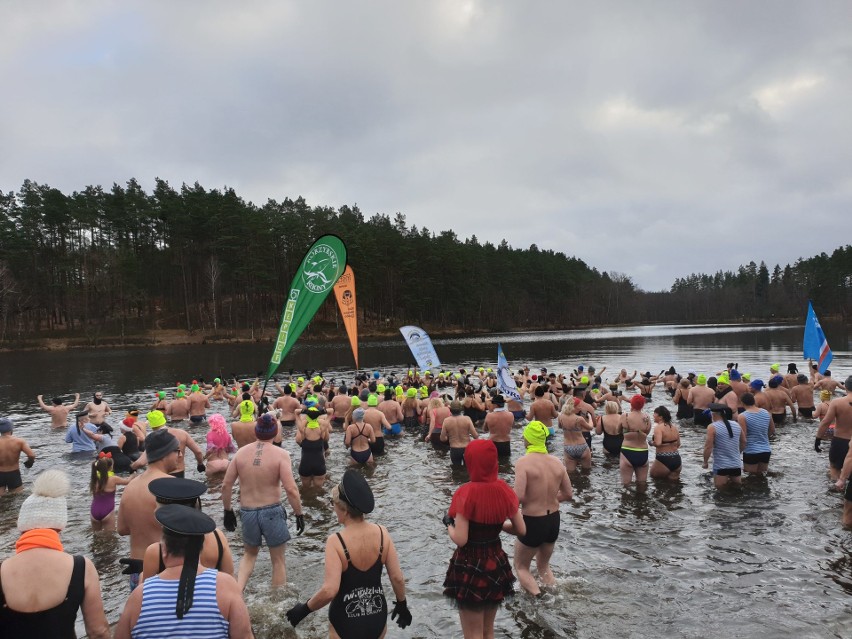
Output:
[0, 323, 851, 638]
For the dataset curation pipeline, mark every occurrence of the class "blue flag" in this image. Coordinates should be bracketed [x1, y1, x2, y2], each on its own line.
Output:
[497, 343, 522, 403]
[803, 301, 832, 374]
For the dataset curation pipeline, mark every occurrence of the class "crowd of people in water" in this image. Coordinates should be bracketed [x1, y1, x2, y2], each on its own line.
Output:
[0, 358, 849, 637]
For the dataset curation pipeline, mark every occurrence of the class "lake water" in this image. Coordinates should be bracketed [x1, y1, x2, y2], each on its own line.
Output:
[1, 323, 851, 638]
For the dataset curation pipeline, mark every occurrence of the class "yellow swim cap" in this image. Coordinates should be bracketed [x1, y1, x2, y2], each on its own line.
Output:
[395, 386, 404, 395]
[239, 400, 255, 422]
[298, 377, 305, 383]
[147, 410, 167, 429]
[523, 421, 549, 454]
[351, 397, 361, 407]
[377, 384, 386, 393]
[406, 388, 416, 398]
[367, 394, 378, 407]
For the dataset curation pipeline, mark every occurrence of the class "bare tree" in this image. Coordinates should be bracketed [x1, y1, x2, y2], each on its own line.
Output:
[207, 255, 220, 331]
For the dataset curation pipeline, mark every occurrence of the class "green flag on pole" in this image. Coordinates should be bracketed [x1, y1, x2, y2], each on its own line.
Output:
[265, 235, 348, 379]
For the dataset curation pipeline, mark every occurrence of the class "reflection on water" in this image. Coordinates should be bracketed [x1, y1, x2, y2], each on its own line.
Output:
[0, 323, 851, 637]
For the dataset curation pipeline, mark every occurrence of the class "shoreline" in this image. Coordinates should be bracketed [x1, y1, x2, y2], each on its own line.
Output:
[0, 318, 809, 353]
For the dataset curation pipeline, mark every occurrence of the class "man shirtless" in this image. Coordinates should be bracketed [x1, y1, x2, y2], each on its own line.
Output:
[188, 384, 211, 423]
[130, 410, 205, 478]
[326, 387, 351, 430]
[818, 377, 852, 482]
[0, 418, 35, 495]
[363, 395, 391, 456]
[222, 413, 304, 589]
[513, 421, 573, 596]
[440, 401, 479, 467]
[791, 374, 816, 418]
[815, 371, 843, 395]
[273, 383, 302, 429]
[377, 390, 404, 436]
[37, 393, 80, 429]
[688, 375, 716, 426]
[84, 391, 112, 426]
[484, 395, 514, 458]
[117, 428, 180, 590]
[765, 377, 797, 426]
[166, 390, 190, 422]
[526, 386, 557, 429]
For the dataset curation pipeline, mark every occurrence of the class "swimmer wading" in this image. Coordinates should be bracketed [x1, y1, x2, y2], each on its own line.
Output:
[265, 235, 348, 381]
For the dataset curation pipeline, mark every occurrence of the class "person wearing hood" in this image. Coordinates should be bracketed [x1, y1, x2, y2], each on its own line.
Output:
[442, 439, 525, 638]
[0, 469, 110, 638]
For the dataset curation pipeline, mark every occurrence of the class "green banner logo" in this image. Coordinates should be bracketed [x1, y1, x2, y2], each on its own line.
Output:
[266, 235, 347, 379]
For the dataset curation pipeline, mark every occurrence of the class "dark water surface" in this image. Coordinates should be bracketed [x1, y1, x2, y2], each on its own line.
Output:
[1, 323, 852, 638]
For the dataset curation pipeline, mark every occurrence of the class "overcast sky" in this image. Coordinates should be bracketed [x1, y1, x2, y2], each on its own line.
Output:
[2, 1, 851, 290]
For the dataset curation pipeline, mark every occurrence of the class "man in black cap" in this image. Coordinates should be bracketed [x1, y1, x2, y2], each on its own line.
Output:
[114, 505, 253, 639]
[118, 429, 180, 591]
[222, 413, 305, 590]
[140, 478, 234, 581]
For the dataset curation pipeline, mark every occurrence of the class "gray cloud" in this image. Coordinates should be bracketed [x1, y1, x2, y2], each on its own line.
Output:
[2, 0, 851, 290]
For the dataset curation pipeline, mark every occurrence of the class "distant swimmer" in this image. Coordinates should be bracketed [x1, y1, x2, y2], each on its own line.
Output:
[441, 400, 479, 467]
[483, 395, 514, 459]
[620, 395, 651, 487]
[84, 391, 112, 426]
[37, 393, 80, 429]
[559, 399, 593, 473]
[187, 384, 210, 423]
[791, 374, 816, 419]
[689, 375, 715, 427]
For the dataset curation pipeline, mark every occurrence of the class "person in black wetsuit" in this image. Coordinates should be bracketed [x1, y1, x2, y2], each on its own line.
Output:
[286, 470, 412, 636]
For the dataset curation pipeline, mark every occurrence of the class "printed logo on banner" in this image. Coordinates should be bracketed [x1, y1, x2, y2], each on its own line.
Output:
[302, 243, 340, 293]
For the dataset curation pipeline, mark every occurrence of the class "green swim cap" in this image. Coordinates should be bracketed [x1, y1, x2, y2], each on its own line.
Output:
[487, 368, 493, 373]
[419, 388, 428, 398]
[479, 367, 485, 372]
[298, 377, 305, 383]
[395, 386, 404, 395]
[424, 370, 431, 376]
[176, 390, 185, 398]
[377, 384, 386, 393]
[307, 395, 318, 404]
[191, 384, 200, 392]
[580, 376, 589, 384]
[408, 370, 413, 376]
[742, 373, 752, 381]
[351, 397, 361, 407]
[230, 388, 238, 396]
[157, 391, 165, 399]
[214, 377, 221, 384]
[289, 383, 297, 392]
[367, 394, 378, 407]
[178, 384, 186, 391]
[697, 374, 707, 385]
[239, 400, 255, 422]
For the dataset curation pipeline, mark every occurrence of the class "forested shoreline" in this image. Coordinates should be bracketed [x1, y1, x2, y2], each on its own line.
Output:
[0, 179, 850, 347]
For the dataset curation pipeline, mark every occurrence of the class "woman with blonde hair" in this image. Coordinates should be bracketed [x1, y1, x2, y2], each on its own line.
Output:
[596, 400, 624, 457]
[424, 394, 451, 449]
[559, 398, 593, 472]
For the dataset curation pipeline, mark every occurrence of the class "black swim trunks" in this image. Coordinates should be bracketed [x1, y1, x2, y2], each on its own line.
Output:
[716, 467, 742, 477]
[771, 412, 786, 426]
[845, 479, 852, 502]
[190, 415, 205, 423]
[0, 469, 22, 490]
[493, 440, 511, 458]
[518, 511, 560, 548]
[331, 416, 345, 428]
[280, 419, 296, 427]
[798, 407, 814, 419]
[450, 447, 466, 466]
[743, 452, 771, 465]
[829, 437, 850, 471]
[169, 470, 186, 479]
[693, 411, 711, 427]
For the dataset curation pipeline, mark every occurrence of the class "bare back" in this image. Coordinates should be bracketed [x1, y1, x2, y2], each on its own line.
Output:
[514, 453, 572, 516]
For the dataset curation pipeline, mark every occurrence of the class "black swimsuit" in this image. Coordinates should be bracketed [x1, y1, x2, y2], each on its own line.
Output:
[0, 555, 85, 638]
[298, 437, 327, 476]
[328, 527, 387, 639]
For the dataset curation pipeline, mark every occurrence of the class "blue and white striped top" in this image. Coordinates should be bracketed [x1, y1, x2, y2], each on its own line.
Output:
[710, 419, 742, 471]
[131, 569, 229, 639]
[743, 409, 772, 454]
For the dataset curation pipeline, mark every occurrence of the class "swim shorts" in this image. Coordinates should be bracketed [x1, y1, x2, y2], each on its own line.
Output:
[383, 423, 402, 436]
[240, 503, 290, 548]
[830, 437, 850, 471]
[493, 440, 511, 458]
[0, 469, 22, 490]
[190, 415, 205, 423]
[518, 511, 560, 548]
[450, 447, 466, 466]
[742, 452, 771, 465]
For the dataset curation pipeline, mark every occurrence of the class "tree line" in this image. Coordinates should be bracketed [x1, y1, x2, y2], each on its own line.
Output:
[0, 179, 849, 344]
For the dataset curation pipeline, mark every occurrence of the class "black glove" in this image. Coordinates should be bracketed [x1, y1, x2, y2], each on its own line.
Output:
[23, 458, 34, 469]
[285, 601, 312, 627]
[815, 437, 823, 453]
[442, 512, 455, 527]
[295, 514, 305, 535]
[197, 462, 206, 473]
[224, 509, 237, 532]
[119, 558, 143, 575]
[391, 599, 412, 628]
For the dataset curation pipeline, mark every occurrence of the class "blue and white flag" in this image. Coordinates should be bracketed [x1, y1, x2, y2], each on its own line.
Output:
[803, 301, 832, 374]
[497, 343, 522, 403]
[400, 325, 441, 371]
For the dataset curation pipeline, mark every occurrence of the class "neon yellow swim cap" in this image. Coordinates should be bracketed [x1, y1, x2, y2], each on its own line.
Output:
[239, 400, 255, 422]
[406, 388, 416, 398]
[395, 386, 403, 395]
[377, 384, 386, 393]
[351, 397, 361, 407]
[367, 394, 378, 407]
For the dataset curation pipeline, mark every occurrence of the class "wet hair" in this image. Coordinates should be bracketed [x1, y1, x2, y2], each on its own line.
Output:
[384, 389, 393, 401]
[98, 423, 113, 435]
[52, 397, 63, 406]
[535, 386, 546, 398]
[242, 392, 251, 401]
[707, 377, 718, 390]
[604, 401, 619, 415]
[796, 374, 808, 384]
[90, 456, 112, 494]
[741, 392, 755, 407]
[162, 529, 192, 558]
[679, 379, 690, 389]
[668, 367, 676, 375]
[653, 406, 672, 423]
